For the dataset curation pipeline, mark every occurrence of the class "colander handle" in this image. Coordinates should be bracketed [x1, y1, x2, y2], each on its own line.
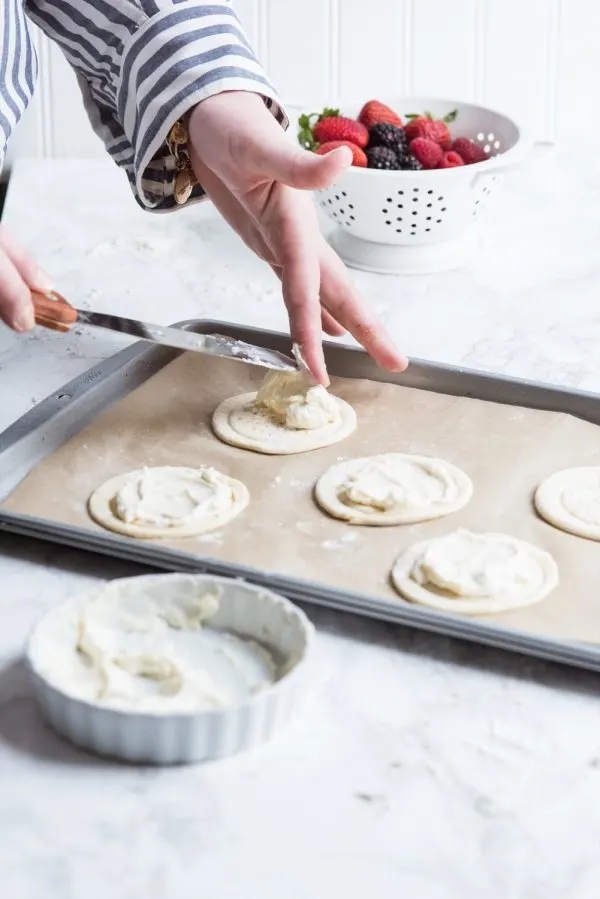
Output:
[471, 140, 556, 187]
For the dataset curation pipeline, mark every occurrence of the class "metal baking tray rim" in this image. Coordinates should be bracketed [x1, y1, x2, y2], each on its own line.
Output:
[2, 318, 600, 457]
[2, 507, 599, 672]
[1, 318, 599, 673]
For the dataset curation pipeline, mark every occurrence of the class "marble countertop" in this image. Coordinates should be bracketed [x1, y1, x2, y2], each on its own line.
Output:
[1, 157, 600, 898]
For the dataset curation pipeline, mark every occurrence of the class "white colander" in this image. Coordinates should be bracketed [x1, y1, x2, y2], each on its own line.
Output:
[314, 97, 530, 274]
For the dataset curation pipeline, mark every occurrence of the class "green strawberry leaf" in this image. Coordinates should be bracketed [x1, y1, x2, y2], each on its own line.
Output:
[317, 107, 341, 122]
[297, 107, 341, 148]
[405, 109, 458, 124]
[297, 112, 321, 150]
[298, 128, 317, 150]
[406, 111, 433, 121]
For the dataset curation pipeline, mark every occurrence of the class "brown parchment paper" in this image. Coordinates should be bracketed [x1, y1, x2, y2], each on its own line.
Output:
[4, 352, 600, 642]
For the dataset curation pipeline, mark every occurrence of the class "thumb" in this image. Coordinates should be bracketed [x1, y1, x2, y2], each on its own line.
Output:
[259, 140, 353, 191]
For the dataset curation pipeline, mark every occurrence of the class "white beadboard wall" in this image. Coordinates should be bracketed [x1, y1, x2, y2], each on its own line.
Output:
[8, 0, 600, 163]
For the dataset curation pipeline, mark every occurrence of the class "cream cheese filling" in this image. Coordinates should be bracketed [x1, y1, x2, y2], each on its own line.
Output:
[32, 584, 278, 712]
[410, 529, 547, 598]
[113, 466, 236, 528]
[254, 370, 341, 431]
[561, 477, 600, 525]
[338, 455, 460, 512]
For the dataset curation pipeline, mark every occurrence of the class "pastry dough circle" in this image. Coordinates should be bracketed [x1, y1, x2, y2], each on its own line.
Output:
[314, 453, 472, 525]
[535, 466, 600, 541]
[212, 372, 356, 455]
[391, 529, 558, 615]
[89, 465, 249, 539]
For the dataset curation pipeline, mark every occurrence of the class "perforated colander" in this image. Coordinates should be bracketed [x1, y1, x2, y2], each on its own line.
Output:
[314, 97, 529, 274]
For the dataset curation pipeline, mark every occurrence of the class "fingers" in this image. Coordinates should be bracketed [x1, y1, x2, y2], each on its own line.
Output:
[0, 245, 35, 331]
[270, 265, 344, 338]
[321, 308, 346, 336]
[190, 91, 352, 193]
[238, 102, 352, 190]
[193, 142, 328, 384]
[281, 254, 327, 383]
[188, 93, 388, 381]
[257, 141, 352, 192]
[0, 225, 52, 290]
[318, 240, 408, 372]
[272, 191, 327, 384]
[0, 225, 52, 332]
[192, 139, 326, 382]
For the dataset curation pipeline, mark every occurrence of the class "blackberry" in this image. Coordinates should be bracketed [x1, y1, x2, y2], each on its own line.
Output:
[398, 153, 423, 171]
[366, 146, 400, 170]
[368, 123, 407, 155]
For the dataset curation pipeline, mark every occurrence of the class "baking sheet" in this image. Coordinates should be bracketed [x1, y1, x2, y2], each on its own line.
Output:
[3, 351, 600, 643]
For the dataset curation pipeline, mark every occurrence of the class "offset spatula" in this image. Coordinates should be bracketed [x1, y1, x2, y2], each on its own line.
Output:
[31, 290, 297, 373]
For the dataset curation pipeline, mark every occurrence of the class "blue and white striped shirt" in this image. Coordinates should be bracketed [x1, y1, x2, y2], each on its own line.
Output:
[0, 1, 286, 210]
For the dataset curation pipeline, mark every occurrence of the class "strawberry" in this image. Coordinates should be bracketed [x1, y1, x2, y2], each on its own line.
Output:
[452, 137, 488, 165]
[439, 150, 465, 168]
[313, 115, 368, 149]
[358, 100, 402, 130]
[315, 140, 367, 168]
[298, 108, 369, 150]
[405, 109, 457, 150]
[409, 137, 443, 170]
[404, 118, 428, 142]
[298, 107, 340, 150]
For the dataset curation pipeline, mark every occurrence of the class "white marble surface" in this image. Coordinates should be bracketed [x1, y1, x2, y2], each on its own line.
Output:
[2, 157, 600, 898]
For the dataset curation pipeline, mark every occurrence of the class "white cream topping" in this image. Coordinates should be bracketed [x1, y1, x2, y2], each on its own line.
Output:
[114, 465, 235, 528]
[291, 341, 312, 375]
[561, 473, 600, 525]
[255, 370, 341, 431]
[339, 455, 459, 512]
[315, 453, 473, 526]
[31, 583, 278, 712]
[411, 529, 546, 598]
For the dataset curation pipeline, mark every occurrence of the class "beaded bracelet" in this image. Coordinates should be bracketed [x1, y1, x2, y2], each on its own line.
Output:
[165, 118, 198, 205]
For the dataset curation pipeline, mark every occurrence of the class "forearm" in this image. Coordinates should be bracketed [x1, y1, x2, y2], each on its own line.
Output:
[26, 1, 287, 211]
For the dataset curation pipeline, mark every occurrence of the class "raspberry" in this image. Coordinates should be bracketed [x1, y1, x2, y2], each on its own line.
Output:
[439, 150, 465, 168]
[409, 137, 443, 170]
[358, 100, 403, 130]
[452, 137, 488, 165]
[367, 123, 407, 155]
[398, 153, 423, 171]
[404, 118, 427, 143]
[315, 140, 367, 168]
[427, 120, 452, 150]
[366, 146, 400, 170]
[405, 110, 457, 150]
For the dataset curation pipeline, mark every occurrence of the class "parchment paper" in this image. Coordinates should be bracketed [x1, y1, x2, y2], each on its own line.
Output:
[4, 352, 600, 642]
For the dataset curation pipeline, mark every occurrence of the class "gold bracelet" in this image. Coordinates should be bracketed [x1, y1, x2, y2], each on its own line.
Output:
[166, 118, 198, 205]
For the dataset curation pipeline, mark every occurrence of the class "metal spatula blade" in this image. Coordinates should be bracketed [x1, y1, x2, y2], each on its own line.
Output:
[31, 290, 297, 373]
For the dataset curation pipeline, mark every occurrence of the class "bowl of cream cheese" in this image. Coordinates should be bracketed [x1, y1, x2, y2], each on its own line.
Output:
[26, 573, 314, 764]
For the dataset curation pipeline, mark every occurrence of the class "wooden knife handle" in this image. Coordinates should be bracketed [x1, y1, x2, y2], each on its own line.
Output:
[31, 289, 78, 332]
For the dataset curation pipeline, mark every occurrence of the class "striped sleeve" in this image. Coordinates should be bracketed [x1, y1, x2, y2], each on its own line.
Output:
[0, 0, 38, 174]
[24, 1, 287, 211]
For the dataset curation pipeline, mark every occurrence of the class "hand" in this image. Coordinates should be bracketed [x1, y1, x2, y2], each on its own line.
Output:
[187, 92, 407, 384]
[0, 225, 50, 331]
